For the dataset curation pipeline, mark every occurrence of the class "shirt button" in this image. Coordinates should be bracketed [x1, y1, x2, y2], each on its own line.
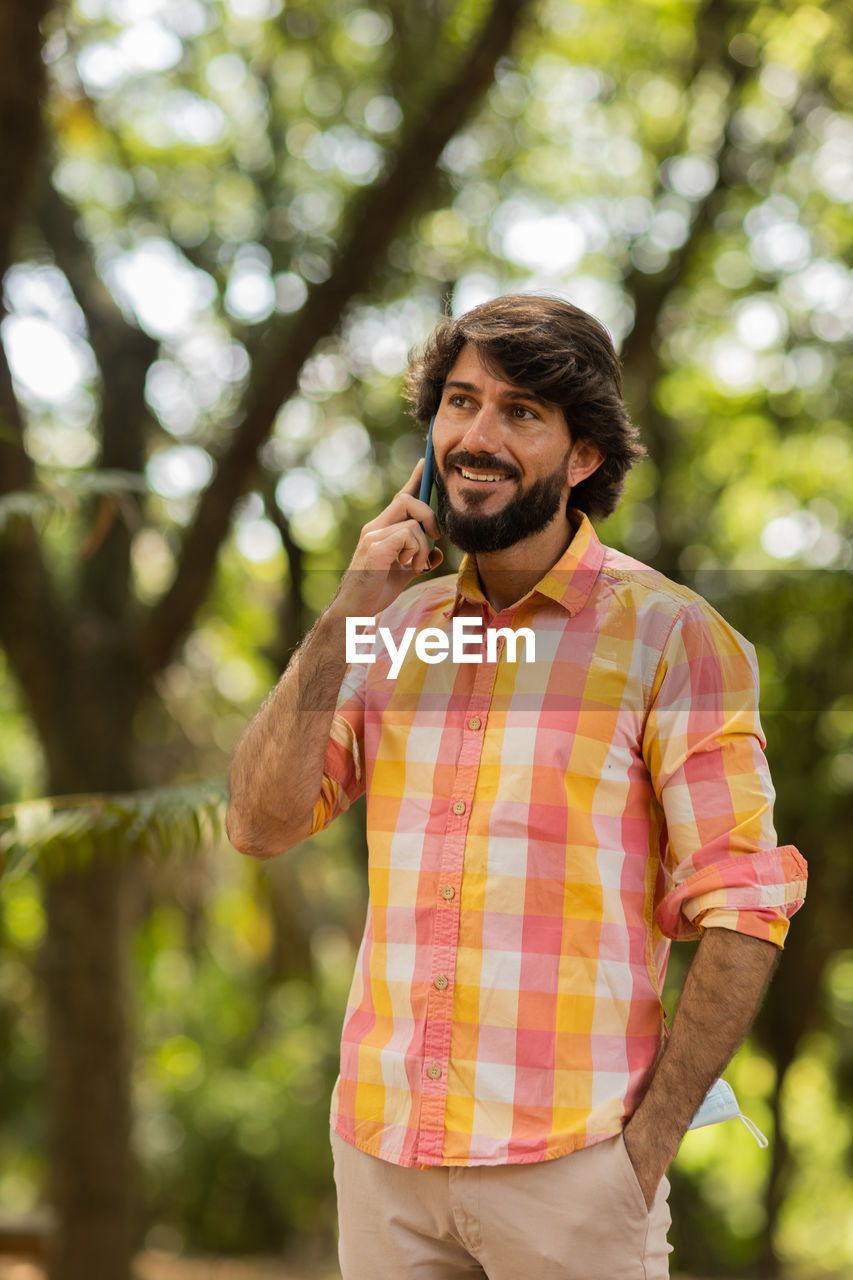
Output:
[441, 885, 455, 901]
[434, 974, 448, 990]
[427, 1062, 442, 1081]
[452, 800, 466, 815]
[467, 716, 482, 730]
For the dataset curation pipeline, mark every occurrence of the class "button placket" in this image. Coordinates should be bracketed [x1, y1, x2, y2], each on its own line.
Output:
[418, 624, 502, 1164]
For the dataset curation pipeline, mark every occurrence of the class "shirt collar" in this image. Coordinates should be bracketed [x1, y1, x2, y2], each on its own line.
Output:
[450, 510, 606, 618]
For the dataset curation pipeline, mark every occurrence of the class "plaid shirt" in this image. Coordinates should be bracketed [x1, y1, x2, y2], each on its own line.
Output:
[313, 513, 807, 1168]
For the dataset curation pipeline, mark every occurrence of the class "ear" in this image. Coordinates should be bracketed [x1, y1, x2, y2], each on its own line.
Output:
[567, 439, 605, 487]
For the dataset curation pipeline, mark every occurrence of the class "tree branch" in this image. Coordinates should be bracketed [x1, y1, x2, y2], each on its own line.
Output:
[0, 0, 52, 490]
[0, 0, 72, 755]
[0, 0, 52, 282]
[260, 480, 305, 671]
[36, 176, 159, 626]
[617, 0, 758, 571]
[620, 0, 753, 376]
[0, 430, 70, 769]
[138, 0, 537, 678]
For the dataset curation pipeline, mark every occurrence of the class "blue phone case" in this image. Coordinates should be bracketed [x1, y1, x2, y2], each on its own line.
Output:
[418, 415, 435, 505]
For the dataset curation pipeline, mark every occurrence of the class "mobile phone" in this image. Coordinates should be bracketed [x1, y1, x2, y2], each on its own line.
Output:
[418, 414, 436, 506]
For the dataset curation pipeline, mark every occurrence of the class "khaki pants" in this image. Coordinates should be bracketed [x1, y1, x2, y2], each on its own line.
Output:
[332, 1129, 672, 1279]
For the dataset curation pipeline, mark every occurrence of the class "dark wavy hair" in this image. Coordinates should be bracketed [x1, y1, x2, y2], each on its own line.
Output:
[405, 294, 645, 520]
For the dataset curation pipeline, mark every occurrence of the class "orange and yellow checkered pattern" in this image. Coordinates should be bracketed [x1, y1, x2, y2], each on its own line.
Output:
[312, 513, 807, 1168]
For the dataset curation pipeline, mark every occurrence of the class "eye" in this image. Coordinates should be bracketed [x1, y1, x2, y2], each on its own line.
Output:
[448, 393, 473, 409]
[511, 404, 538, 421]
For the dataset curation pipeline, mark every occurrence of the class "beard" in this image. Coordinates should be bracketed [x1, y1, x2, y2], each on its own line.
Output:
[434, 449, 571, 554]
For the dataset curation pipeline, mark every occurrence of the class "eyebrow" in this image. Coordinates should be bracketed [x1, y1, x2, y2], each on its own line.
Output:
[443, 379, 548, 405]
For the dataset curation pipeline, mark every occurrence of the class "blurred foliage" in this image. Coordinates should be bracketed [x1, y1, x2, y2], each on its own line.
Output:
[1, 0, 852, 1273]
[0, 802, 369, 1257]
[0, 779, 227, 883]
[131, 820, 363, 1255]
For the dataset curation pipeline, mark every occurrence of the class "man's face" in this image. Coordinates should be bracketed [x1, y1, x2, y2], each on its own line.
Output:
[431, 344, 576, 554]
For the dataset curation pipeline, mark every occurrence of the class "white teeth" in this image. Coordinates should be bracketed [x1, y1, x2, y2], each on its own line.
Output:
[459, 468, 507, 482]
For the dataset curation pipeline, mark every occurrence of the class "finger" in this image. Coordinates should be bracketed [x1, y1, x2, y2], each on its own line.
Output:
[372, 524, 433, 576]
[393, 519, 432, 570]
[364, 521, 431, 571]
[393, 490, 441, 541]
[407, 541, 441, 576]
[366, 492, 441, 542]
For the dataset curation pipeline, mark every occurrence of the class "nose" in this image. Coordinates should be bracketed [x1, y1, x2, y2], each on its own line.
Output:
[458, 405, 503, 456]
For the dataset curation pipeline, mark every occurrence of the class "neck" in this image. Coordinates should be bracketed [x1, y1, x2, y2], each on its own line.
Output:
[473, 512, 578, 613]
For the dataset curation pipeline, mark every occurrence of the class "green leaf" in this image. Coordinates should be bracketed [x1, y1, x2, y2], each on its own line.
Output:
[0, 779, 230, 883]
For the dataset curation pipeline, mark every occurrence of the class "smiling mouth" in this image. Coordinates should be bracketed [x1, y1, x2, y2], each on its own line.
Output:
[457, 467, 513, 483]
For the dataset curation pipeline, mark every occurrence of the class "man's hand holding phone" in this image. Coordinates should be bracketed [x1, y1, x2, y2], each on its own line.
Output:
[330, 455, 443, 621]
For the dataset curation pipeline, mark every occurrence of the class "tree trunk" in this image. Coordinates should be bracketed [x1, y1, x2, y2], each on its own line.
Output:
[42, 858, 136, 1280]
[756, 1048, 795, 1278]
[40, 655, 141, 1280]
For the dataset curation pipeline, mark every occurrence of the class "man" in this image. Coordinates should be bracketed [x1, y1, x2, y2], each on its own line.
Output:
[228, 295, 807, 1279]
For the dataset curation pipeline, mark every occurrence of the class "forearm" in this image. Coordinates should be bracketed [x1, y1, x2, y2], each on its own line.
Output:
[226, 604, 350, 857]
[624, 927, 779, 1204]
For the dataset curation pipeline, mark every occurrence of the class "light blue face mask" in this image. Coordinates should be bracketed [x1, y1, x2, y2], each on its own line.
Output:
[687, 1077, 768, 1148]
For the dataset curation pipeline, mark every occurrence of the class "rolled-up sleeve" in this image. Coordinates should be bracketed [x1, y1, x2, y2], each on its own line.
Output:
[309, 662, 368, 835]
[643, 601, 807, 947]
